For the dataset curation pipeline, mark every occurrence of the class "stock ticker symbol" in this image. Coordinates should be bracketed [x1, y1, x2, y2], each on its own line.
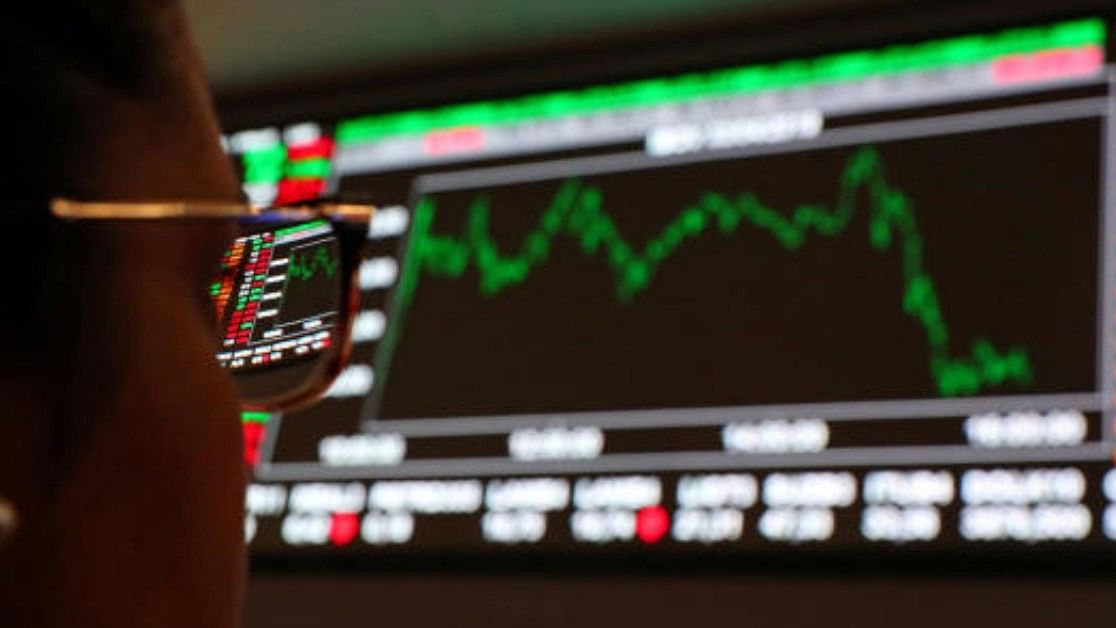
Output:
[636, 506, 671, 545]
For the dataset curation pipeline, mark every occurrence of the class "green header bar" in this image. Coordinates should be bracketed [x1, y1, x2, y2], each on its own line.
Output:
[337, 17, 1105, 146]
[274, 219, 330, 238]
[284, 157, 331, 180]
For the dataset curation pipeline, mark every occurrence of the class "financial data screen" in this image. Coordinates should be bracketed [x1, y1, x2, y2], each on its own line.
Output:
[225, 15, 1116, 557]
[213, 220, 341, 372]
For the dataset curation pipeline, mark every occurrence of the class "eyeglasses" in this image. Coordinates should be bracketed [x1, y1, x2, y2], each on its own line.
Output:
[50, 199, 373, 413]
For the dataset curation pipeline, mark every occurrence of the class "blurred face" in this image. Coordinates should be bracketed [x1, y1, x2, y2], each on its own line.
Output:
[19, 221, 247, 627]
[0, 3, 250, 627]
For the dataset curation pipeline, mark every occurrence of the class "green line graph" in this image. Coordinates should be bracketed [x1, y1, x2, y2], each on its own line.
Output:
[380, 146, 1034, 397]
[288, 245, 340, 282]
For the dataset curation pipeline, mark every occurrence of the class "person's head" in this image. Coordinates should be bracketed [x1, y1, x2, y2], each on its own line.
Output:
[0, 3, 247, 626]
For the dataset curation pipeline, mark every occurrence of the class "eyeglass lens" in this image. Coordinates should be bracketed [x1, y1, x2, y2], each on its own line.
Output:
[211, 218, 345, 407]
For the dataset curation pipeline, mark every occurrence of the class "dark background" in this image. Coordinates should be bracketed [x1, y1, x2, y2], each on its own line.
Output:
[247, 573, 1116, 628]
[205, 0, 1116, 624]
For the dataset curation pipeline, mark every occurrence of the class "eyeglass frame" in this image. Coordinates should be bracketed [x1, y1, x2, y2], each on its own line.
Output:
[49, 198, 375, 413]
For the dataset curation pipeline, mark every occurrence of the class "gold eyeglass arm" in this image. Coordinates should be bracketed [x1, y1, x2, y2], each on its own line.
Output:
[51, 199, 259, 219]
[50, 199, 375, 222]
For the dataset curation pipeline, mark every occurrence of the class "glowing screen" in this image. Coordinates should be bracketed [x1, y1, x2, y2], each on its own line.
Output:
[225, 16, 1116, 556]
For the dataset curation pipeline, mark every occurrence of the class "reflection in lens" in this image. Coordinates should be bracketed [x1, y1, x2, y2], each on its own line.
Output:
[212, 219, 342, 378]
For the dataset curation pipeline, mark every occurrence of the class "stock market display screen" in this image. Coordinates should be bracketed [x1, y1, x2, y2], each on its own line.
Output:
[226, 14, 1116, 559]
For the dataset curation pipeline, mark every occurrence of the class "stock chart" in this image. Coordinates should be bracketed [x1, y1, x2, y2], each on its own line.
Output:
[225, 16, 1116, 556]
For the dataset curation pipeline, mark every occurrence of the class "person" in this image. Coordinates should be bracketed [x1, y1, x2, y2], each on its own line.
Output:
[0, 2, 248, 626]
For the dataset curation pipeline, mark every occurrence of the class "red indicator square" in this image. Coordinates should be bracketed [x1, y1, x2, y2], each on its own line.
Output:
[275, 178, 325, 205]
[287, 138, 335, 161]
[242, 421, 266, 467]
[636, 506, 670, 545]
[329, 512, 360, 547]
